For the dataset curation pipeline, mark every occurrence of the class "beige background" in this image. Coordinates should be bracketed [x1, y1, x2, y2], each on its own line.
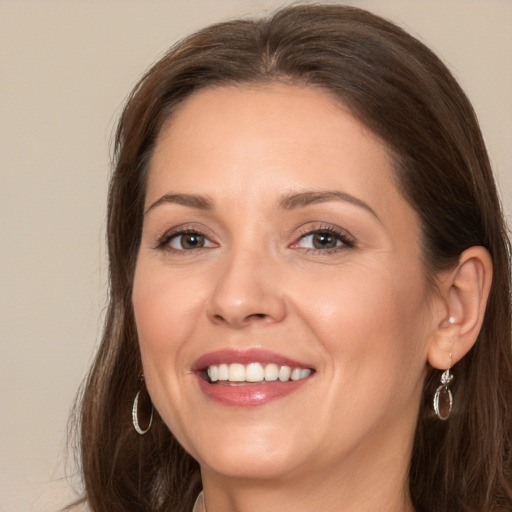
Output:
[1, 1, 510, 511]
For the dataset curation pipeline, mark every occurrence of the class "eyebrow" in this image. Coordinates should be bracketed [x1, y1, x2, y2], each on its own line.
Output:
[145, 193, 214, 215]
[144, 189, 379, 221]
[280, 190, 380, 221]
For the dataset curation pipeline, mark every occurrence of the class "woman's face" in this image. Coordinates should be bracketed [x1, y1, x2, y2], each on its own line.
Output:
[133, 84, 438, 485]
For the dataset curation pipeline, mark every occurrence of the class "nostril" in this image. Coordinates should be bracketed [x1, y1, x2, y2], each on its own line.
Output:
[212, 312, 268, 326]
[245, 313, 269, 322]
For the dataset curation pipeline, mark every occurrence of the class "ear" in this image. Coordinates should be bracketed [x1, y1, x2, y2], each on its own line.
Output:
[427, 246, 493, 370]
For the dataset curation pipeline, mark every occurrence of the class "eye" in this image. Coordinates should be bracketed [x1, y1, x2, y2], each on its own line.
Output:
[292, 227, 354, 252]
[299, 231, 340, 250]
[160, 230, 216, 251]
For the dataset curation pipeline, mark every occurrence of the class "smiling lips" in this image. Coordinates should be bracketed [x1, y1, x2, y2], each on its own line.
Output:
[195, 350, 315, 406]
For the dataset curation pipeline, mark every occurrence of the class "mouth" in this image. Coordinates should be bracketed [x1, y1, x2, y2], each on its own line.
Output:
[205, 362, 313, 384]
[193, 349, 315, 406]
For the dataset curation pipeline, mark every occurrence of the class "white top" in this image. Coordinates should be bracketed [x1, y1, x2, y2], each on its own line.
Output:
[192, 491, 206, 512]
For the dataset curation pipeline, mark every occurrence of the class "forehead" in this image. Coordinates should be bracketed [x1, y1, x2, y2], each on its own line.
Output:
[148, 84, 396, 200]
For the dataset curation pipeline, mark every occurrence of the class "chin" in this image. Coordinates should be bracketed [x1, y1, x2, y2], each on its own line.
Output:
[199, 447, 305, 482]
[184, 425, 310, 481]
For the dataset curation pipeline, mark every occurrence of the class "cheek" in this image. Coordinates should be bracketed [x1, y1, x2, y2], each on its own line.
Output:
[131, 262, 205, 397]
[297, 261, 431, 381]
[133, 263, 203, 345]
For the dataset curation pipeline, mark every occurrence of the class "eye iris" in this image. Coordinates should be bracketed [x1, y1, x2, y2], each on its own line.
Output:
[312, 232, 337, 249]
[181, 233, 204, 249]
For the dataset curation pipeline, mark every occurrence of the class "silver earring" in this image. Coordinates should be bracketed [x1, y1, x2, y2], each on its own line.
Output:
[132, 387, 153, 435]
[433, 365, 454, 421]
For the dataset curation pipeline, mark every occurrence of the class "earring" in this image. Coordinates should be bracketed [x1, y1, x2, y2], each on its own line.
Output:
[433, 359, 454, 421]
[132, 383, 153, 435]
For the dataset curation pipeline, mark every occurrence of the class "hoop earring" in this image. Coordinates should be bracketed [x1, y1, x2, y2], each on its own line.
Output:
[433, 366, 454, 421]
[132, 386, 153, 435]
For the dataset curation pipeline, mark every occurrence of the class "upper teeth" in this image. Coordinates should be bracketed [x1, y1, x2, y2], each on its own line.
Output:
[207, 363, 312, 383]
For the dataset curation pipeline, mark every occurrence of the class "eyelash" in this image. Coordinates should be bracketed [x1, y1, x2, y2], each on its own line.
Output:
[292, 225, 355, 254]
[156, 227, 215, 253]
[155, 224, 355, 254]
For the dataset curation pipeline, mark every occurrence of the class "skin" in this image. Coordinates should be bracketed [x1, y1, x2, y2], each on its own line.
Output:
[132, 84, 450, 512]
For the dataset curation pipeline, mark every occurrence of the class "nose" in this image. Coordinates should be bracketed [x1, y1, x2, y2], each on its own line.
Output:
[206, 246, 286, 328]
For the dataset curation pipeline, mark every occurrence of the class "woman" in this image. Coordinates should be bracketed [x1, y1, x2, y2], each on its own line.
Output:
[73, 4, 512, 512]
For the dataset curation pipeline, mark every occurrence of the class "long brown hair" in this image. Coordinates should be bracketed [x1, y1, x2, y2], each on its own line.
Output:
[73, 5, 512, 512]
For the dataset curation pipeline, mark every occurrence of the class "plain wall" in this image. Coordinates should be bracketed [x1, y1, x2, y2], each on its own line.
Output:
[1, 1, 510, 510]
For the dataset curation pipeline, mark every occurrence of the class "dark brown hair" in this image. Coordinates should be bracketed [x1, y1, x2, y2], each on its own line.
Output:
[73, 5, 512, 512]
